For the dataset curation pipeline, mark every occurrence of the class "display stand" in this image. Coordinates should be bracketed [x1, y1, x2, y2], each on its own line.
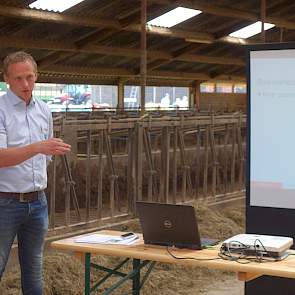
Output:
[246, 42, 295, 295]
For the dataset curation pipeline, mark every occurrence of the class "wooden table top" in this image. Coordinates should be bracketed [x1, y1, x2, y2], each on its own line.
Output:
[51, 230, 295, 281]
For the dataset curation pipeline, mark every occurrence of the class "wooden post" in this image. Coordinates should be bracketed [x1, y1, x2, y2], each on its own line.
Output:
[209, 119, 217, 197]
[127, 129, 135, 213]
[85, 130, 91, 222]
[143, 128, 156, 202]
[103, 130, 120, 213]
[140, 0, 147, 114]
[109, 175, 115, 217]
[160, 127, 170, 203]
[178, 129, 187, 202]
[191, 81, 201, 110]
[230, 123, 237, 192]
[117, 79, 124, 110]
[195, 125, 201, 199]
[203, 125, 209, 197]
[223, 124, 230, 194]
[97, 131, 103, 219]
[172, 126, 178, 203]
[136, 124, 143, 201]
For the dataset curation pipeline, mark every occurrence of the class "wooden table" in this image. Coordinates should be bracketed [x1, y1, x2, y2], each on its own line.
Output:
[51, 230, 295, 294]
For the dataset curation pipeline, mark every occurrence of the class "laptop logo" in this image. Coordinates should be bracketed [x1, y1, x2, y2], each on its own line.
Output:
[163, 219, 172, 229]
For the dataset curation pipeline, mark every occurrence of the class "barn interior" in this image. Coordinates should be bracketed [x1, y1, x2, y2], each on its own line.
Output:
[0, 1, 290, 294]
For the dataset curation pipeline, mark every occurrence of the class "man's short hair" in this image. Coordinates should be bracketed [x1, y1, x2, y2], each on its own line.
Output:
[3, 51, 37, 76]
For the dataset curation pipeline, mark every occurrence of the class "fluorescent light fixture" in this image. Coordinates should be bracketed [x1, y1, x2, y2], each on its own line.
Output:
[29, 0, 85, 12]
[147, 7, 202, 28]
[229, 21, 275, 39]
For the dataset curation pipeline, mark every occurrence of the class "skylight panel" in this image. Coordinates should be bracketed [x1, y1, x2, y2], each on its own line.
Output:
[29, 0, 85, 12]
[147, 7, 202, 28]
[229, 21, 275, 39]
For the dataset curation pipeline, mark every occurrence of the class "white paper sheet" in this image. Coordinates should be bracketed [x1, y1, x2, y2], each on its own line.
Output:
[74, 233, 139, 245]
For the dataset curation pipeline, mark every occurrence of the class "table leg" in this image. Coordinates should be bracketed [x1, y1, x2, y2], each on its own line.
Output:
[85, 253, 91, 295]
[132, 259, 140, 295]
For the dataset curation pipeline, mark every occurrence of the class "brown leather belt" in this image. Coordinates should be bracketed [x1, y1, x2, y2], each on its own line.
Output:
[0, 191, 42, 202]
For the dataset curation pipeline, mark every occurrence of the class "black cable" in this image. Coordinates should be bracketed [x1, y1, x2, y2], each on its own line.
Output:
[166, 246, 222, 261]
[219, 241, 252, 264]
[166, 239, 290, 264]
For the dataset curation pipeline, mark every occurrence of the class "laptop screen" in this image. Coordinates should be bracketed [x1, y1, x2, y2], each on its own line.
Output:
[136, 201, 203, 250]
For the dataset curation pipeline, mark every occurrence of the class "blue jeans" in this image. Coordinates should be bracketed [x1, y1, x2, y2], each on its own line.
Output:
[0, 191, 48, 295]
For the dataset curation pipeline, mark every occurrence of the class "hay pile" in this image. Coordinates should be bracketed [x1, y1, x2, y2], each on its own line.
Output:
[0, 202, 245, 295]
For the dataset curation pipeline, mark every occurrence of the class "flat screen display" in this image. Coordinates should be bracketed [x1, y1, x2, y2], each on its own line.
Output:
[250, 48, 295, 209]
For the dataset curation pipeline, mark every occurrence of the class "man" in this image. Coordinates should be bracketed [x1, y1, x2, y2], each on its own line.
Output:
[0, 51, 71, 294]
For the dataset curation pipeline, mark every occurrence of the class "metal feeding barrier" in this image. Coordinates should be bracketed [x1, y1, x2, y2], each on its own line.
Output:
[46, 112, 246, 239]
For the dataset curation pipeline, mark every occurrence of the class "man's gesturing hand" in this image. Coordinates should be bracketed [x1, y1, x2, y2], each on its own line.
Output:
[35, 138, 71, 155]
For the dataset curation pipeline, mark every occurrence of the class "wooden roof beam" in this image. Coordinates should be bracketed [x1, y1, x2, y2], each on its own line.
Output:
[144, 43, 215, 72]
[211, 74, 246, 82]
[144, 52, 245, 73]
[37, 28, 109, 69]
[0, 5, 215, 44]
[0, 4, 292, 46]
[0, 5, 121, 29]
[0, 35, 245, 67]
[44, 65, 135, 77]
[38, 52, 77, 68]
[74, 28, 105, 48]
[43, 65, 240, 82]
[140, 45, 202, 73]
[42, 64, 168, 78]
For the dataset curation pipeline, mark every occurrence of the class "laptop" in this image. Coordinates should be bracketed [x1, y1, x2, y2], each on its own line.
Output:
[136, 201, 218, 250]
[222, 234, 293, 258]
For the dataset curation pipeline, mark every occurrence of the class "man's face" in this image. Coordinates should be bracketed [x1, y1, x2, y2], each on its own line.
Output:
[4, 61, 37, 104]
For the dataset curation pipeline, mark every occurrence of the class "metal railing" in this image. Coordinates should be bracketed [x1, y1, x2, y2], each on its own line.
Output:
[46, 112, 246, 238]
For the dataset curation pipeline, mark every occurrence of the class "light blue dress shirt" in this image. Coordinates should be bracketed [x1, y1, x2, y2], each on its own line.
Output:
[0, 89, 53, 193]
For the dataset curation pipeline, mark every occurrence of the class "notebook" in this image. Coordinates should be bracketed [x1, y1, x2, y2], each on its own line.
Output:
[136, 201, 218, 250]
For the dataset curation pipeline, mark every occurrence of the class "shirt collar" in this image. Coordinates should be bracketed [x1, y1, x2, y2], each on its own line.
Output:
[8, 89, 36, 107]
